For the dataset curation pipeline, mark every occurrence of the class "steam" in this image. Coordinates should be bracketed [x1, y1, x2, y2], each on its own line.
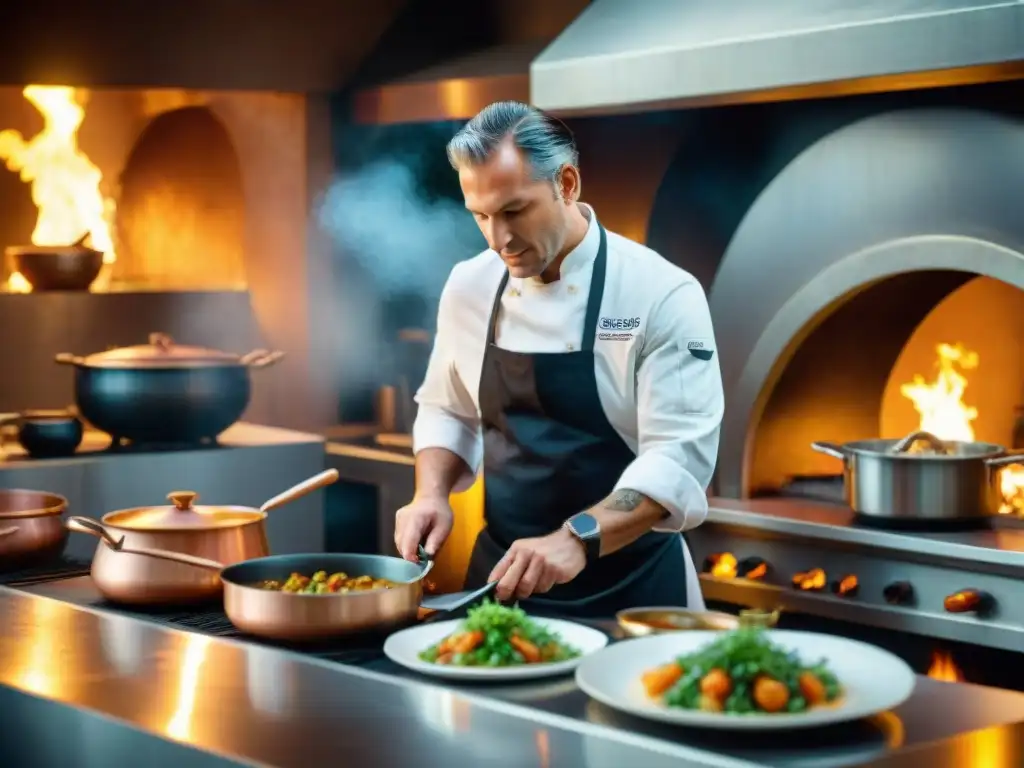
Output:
[317, 159, 483, 302]
[315, 158, 484, 416]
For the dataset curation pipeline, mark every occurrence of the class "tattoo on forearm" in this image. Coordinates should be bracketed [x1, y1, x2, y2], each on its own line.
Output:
[605, 489, 644, 511]
[604, 488, 672, 519]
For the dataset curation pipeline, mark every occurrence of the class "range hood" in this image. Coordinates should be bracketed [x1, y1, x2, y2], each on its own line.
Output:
[532, 0, 1024, 116]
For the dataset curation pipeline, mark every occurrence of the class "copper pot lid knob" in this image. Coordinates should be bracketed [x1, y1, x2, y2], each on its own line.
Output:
[167, 491, 198, 511]
[149, 333, 174, 352]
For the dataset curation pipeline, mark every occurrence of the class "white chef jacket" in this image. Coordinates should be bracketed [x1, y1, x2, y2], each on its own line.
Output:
[412, 204, 724, 609]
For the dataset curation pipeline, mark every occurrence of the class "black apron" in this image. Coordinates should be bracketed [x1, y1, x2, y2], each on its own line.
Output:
[464, 223, 689, 619]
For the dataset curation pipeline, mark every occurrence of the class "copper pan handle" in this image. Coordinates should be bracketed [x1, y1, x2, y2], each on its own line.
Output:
[246, 350, 285, 369]
[66, 516, 224, 572]
[0, 526, 18, 538]
[238, 349, 270, 366]
[111, 544, 224, 572]
[259, 469, 339, 514]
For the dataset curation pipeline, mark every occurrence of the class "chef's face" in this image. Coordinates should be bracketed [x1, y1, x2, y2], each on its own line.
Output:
[459, 140, 580, 279]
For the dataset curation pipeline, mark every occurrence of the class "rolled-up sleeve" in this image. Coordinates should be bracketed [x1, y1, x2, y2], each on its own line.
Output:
[614, 277, 724, 532]
[412, 273, 483, 474]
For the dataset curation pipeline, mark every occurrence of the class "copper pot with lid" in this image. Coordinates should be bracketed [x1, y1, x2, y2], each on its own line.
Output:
[55, 332, 284, 445]
[66, 469, 338, 605]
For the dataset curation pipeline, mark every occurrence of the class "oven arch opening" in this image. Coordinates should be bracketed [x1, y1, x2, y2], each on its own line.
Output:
[710, 107, 1024, 499]
[731, 240, 1024, 498]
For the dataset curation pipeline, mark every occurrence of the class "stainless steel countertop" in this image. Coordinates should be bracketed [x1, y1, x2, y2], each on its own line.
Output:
[6, 580, 1024, 767]
[707, 498, 1024, 573]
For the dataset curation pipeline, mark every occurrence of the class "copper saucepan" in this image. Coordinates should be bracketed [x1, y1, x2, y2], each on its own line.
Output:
[0, 489, 69, 571]
[66, 469, 339, 605]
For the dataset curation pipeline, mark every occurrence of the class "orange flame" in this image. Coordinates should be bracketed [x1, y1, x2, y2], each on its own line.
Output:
[927, 650, 964, 683]
[0, 85, 116, 292]
[901, 343, 1023, 514]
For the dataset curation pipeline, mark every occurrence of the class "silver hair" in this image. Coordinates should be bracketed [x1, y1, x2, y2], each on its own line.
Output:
[446, 101, 579, 183]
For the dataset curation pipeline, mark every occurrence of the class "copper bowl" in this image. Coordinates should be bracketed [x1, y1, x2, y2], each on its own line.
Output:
[616, 607, 780, 637]
[7, 245, 103, 291]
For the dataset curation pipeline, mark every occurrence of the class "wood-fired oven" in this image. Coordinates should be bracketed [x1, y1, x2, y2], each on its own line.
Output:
[675, 93, 1024, 694]
[0, 0, 409, 430]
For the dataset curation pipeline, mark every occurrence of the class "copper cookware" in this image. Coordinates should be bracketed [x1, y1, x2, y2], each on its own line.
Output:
[616, 607, 780, 637]
[66, 469, 339, 605]
[0, 489, 69, 571]
[77, 550, 436, 642]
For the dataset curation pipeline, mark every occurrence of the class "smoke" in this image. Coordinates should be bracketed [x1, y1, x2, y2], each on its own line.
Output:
[317, 159, 484, 304]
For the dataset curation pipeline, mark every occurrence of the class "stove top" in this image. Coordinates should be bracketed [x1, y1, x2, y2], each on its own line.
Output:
[0, 556, 91, 588]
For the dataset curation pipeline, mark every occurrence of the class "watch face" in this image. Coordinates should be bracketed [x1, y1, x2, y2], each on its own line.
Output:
[571, 513, 599, 538]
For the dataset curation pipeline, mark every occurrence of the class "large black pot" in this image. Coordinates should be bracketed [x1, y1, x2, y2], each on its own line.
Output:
[55, 333, 283, 445]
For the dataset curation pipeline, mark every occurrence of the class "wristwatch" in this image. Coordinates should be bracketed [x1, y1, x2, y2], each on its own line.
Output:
[564, 512, 601, 563]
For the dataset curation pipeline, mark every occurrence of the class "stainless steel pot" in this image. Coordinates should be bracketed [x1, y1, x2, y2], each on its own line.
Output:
[66, 469, 338, 605]
[811, 430, 1024, 520]
[0, 489, 69, 570]
[55, 333, 284, 445]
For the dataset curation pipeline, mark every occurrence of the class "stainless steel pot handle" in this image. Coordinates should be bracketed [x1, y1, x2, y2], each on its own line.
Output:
[891, 430, 949, 455]
[415, 544, 435, 582]
[810, 441, 847, 461]
[985, 454, 1024, 469]
[66, 515, 225, 572]
[66, 516, 123, 549]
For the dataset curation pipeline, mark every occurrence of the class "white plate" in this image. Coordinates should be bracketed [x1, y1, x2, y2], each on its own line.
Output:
[383, 617, 609, 681]
[575, 630, 916, 730]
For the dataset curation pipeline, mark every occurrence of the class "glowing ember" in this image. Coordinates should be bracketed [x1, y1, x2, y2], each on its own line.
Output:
[791, 568, 827, 591]
[901, 343, 1023, 514]
[0, 85, 116, 292]
[708, 552, 738, 579]
[927, 650, 964, 683]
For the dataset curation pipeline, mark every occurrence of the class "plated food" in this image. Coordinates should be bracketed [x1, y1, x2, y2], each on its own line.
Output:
[257, 570, 397, 594]
[575, 629, 916, 730]
[418, 600, 581, 667]
[641, 627, 842, 714]
[383, 602, 608, 681]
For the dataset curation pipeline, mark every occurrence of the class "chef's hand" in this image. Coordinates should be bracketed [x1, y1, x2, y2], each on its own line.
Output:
[488, 528, 586, 601]
[394, 494, 453, 562]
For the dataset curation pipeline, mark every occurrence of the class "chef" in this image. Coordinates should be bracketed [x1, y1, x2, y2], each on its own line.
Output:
[394, 101, 724, 618]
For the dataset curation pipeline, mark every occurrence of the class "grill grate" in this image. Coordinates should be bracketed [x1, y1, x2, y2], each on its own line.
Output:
[0, 557, 92, 588]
